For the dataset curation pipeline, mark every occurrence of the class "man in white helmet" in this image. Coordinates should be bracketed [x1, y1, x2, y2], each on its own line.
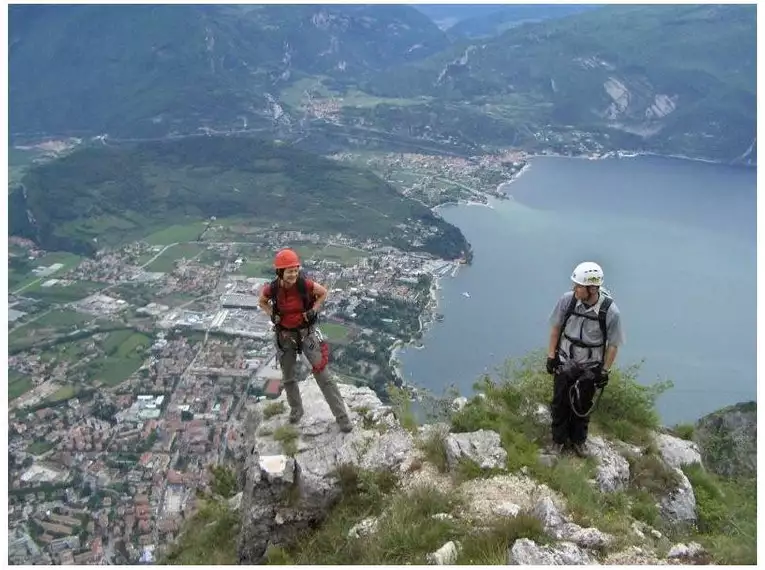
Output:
[545, 261, 625, 457]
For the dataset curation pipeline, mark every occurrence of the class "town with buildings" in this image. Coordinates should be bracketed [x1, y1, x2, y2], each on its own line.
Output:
[6, 146, 529, 564]
[7, 214, 465, 564]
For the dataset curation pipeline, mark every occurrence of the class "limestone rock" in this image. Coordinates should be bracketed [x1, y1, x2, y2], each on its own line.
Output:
[659, 467, 697, 526]
[654, 433, 702, 469]
[444, 429, 507, 470]
[531, 496, 613, 550]
[667, 541, 705, 560]
[426, 540, 461, 565]
[531, 496, 566, 529]
[348, 517, 379, 539]
[236, 378, 416, 564]
[492, 501, 521, 518]
[508, 538, 595, 565]
[587, 436, 630, 493]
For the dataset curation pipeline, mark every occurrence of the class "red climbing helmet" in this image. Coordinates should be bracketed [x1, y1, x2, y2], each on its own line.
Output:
[273, 248, 300, 269]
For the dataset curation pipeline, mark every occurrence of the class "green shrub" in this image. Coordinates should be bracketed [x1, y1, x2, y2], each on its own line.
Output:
[671, 423, 695, 441]
[456, 514, 547, 564]
[208, 464, 238, 499]
[627, 452, 682, 497]
[680, 465, 756, 564]
[386, 383, 418, 432]
[629, 490, 661, 527]
[273, 425, 299, 456]
[593, 362, 673, 446]
[417, 427, 450, 473]
[263, 401, 286, 419]
[162, 499, 238, 564]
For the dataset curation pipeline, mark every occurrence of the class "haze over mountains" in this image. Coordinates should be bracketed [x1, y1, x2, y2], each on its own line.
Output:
[9, 4, 756, 163]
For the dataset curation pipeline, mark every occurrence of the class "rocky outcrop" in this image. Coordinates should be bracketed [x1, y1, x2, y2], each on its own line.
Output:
[227, 378, 736, 565]
[531, 496, 613, 550]
[426, 540, 461, 565]
[508, 538, 595, 565]
[235, 378, 418, 563]
[694, 401, 756, 479]
[659, 468, 697, 527]
[654, 433, 702, 469]
[587, 436, 631, 493]
[444, 429, 507, 470]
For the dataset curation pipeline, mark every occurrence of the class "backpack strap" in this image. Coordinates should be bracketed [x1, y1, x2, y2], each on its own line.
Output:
[269, 278, 280, 317]
[297, 274, 318, 327]
[555, 294, 579, 354]
[597, 296, 612, 350]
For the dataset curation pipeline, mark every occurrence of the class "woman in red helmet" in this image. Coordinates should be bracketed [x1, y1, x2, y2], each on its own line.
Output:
[257, 248, 352, 432]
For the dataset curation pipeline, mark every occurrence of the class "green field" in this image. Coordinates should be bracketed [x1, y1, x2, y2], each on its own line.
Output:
[320, 322, 350, 343]
[146, 243, 206, 272]
[87, 330, 150, 386]
[27, 441, 55, 456]
[47, 384, 76, 402]
[236, 260, 273, 278]
[155, 292, 198, 307]
[144, 221, 209, 246]
[33, 309, 94, 328]
[280, 78, 430, 109]
[53, 340, 91, 364]
[9, 251, 84, 293]
[93, 357, 145, 386]
[23, 280, 106, 303]
[102, 330, 149, 355]
[8, 372, 34, 400]
[320, 245, 368, 265]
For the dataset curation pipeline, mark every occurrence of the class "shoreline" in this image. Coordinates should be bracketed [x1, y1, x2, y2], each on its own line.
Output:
[390, 266, 451, 389]
[386, 145, 753, 398]
[389, 160, 533, 392]
[528, 148, 756, 168]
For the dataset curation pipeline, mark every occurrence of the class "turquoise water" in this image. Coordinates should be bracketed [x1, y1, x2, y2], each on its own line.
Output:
[399, 155, 757, 425]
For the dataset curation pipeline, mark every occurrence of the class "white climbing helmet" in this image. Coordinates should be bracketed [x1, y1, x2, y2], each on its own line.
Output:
[571, 261, 604, 287]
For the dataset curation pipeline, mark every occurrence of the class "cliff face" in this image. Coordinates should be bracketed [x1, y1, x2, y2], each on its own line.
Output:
[163, 363, 755, 565]
[215, 377, 731, 565]
[693, 401, 756, 479]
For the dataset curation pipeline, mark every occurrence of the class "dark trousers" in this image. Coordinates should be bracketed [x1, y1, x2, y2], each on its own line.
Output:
[551, 369, 596, 445]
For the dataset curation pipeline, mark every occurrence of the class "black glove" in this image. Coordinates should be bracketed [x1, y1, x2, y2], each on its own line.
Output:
[546, 356, 560, 375]
[596, 367, 609, 388]
[304, 308, 317, 322]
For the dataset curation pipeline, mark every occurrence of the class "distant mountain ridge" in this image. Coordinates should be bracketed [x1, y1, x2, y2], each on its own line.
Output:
[9, 4, 757, 163]
[9, 4, 449, 138]
[365, 4, 756, 163]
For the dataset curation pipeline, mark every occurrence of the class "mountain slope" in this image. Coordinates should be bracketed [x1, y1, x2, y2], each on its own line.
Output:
[9, 136, 468, 259]
[365, 4, 756, 161]
[447, 4, 597, 38]
[9, 4, 450, 138]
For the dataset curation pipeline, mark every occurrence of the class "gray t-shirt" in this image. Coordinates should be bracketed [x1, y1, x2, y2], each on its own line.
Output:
[549, 291, 625, 367]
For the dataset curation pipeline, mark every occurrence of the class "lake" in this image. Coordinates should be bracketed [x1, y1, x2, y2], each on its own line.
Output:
[398, 155, 757, 425]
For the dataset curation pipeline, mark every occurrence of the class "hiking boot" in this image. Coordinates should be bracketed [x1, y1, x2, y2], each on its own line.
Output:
[571, 442, 589, 458]
[337, 416, 353, 433]
[547, 442, 566, 456]
[288, 407, 304, 424]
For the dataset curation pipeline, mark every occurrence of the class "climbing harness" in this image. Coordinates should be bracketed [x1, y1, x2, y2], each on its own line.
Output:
[568, 367, 606, 418]
[269, 273, 318, 354]
[555, 293, 613, 418]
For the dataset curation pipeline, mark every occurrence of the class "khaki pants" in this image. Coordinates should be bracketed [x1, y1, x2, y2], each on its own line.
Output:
[276, 326, 348, 421]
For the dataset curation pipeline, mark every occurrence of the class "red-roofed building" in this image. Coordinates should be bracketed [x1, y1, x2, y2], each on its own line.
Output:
[167, 470, 183, 485]
[264, 378, 282, 398]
